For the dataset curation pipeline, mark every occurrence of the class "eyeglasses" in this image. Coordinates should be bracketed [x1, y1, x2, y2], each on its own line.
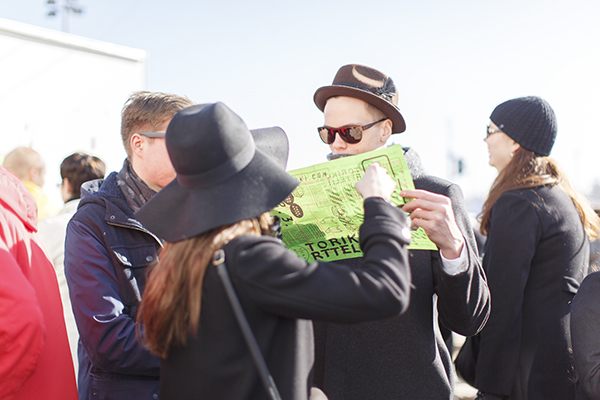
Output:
[485, 125, 503, 138]
[138, 131, 166, 138]
[318, 118, 387, 145]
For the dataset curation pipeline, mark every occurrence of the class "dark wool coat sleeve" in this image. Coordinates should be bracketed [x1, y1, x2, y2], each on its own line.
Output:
[233, 197, 412, 322]
[571, 271, 600, 400]
[423, 178, 490, 336]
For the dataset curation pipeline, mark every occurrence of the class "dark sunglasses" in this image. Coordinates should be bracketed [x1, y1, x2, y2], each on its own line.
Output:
[318, 118, 387, 145]
[485, 125, 503, 138]
[138, 131, 166, 138]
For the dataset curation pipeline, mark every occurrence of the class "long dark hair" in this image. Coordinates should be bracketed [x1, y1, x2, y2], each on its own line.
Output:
[138, 213, 274, 359]
[479, 147, 599, 239]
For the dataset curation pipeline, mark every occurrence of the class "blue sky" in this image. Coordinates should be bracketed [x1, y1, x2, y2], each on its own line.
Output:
[3, 0, 600, 209]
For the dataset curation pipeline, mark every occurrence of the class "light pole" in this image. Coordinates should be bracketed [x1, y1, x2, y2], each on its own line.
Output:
[46, 0, 84, 33]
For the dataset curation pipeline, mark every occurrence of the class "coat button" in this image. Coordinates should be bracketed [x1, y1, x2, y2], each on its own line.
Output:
[110, 215, 115, 219]
[146, 255, 154, 262]
[153, 394, 158, 399]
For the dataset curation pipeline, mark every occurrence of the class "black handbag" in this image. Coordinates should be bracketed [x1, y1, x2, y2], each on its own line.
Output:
[454, 334, 480, 387]
[212, 249, 283, 400]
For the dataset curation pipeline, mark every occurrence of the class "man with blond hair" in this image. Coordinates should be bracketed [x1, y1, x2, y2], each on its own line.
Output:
[64, 91, 194, 400]
[3, 146, 60, 219]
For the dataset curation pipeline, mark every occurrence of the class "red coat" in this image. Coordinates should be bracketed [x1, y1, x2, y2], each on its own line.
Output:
[0, 166, 77, 400]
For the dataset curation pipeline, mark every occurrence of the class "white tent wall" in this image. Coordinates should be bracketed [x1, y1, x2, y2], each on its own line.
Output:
[0, 17, 146, 204]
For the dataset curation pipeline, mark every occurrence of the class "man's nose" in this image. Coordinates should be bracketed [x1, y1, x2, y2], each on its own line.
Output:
[330, 132, 347, 151]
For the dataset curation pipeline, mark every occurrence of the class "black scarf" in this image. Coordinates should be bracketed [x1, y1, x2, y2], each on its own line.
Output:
[116, 159, 157, 213]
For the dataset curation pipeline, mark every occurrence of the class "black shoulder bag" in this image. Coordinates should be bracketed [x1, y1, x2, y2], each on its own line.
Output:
[212, 249, 282, 400]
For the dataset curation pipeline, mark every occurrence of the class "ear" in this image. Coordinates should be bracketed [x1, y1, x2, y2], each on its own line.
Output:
[130, 133, 146, 159]
[380, 118, 393, 143]
[63, 177, 74, 196]
[510, 140, 521, 154]
[27, 166, 38, 182]
[61, 177, 74, 201]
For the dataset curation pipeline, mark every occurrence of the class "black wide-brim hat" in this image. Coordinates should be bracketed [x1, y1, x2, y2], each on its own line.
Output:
[136, 102, 299, 242]
[314, 64, 406, 134]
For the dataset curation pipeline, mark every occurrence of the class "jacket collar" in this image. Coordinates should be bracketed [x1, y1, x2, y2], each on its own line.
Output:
[80, 173, 148, 231]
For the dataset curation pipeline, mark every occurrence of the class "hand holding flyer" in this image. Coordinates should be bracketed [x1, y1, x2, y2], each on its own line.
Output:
[354, 162, 397, 201]
[271, 145, 437, 263]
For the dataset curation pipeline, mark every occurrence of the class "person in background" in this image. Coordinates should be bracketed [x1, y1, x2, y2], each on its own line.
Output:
[38, 152, 106, 377]
[3, 146, 61, 220]
[311, 63, 490, 400]
[0, 165, 77, 400]
[136, 102, 412, 400]
[64, 91, 195, 400]
[473, 96, 600, 399]
[571, 269, 600, 400]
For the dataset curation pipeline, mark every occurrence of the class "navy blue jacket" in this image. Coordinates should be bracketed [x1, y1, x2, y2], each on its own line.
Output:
[65, 172, 161, 400]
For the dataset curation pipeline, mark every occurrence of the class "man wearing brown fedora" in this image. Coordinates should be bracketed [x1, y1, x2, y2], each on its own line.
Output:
[64, 92, 195, 400]
[312, 64, 491, 399]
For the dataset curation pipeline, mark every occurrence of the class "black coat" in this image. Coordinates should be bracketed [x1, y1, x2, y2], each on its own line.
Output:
[571, 270, 600, 400]
[158, 198, 412, 400]
[313, 148, 491, 400]
[475, 185, 589, 399]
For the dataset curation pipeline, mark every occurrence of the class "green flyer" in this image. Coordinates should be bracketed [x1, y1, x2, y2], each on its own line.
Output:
[271, 145, 437, 263]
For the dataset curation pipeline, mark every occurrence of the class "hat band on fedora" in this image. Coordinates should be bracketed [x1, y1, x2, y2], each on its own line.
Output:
[177, 141, 256, 189]
[336, 79, 397, 103]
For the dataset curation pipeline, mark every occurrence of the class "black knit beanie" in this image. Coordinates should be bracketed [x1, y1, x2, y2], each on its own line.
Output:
[489, 96, 557, 156]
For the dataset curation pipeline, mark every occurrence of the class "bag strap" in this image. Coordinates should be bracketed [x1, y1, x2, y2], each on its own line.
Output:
[212, 249, 282, 400]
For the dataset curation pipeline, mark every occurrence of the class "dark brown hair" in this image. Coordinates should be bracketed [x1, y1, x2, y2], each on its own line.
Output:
[120, 91, 195, 159]
[60, 152, 106, 201]
[138, 213, 274, 358]
[479, 147, 600, 239]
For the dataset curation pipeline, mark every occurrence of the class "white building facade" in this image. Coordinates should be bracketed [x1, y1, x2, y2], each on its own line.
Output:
[0, 17, 146, 203]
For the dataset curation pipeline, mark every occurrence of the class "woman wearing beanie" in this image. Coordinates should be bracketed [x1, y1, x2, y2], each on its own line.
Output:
[473, 96, 600, 400]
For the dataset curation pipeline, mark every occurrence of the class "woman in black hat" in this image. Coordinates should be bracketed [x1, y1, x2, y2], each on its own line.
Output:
[136, 102, 412, 400]
[468, 96, 600, 400]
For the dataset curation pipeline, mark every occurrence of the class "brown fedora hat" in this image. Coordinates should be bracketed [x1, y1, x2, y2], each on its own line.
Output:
[314, 64, 406, 134]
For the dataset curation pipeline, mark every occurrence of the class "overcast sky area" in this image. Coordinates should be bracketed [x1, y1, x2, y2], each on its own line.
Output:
[3, 0, 600, 212]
